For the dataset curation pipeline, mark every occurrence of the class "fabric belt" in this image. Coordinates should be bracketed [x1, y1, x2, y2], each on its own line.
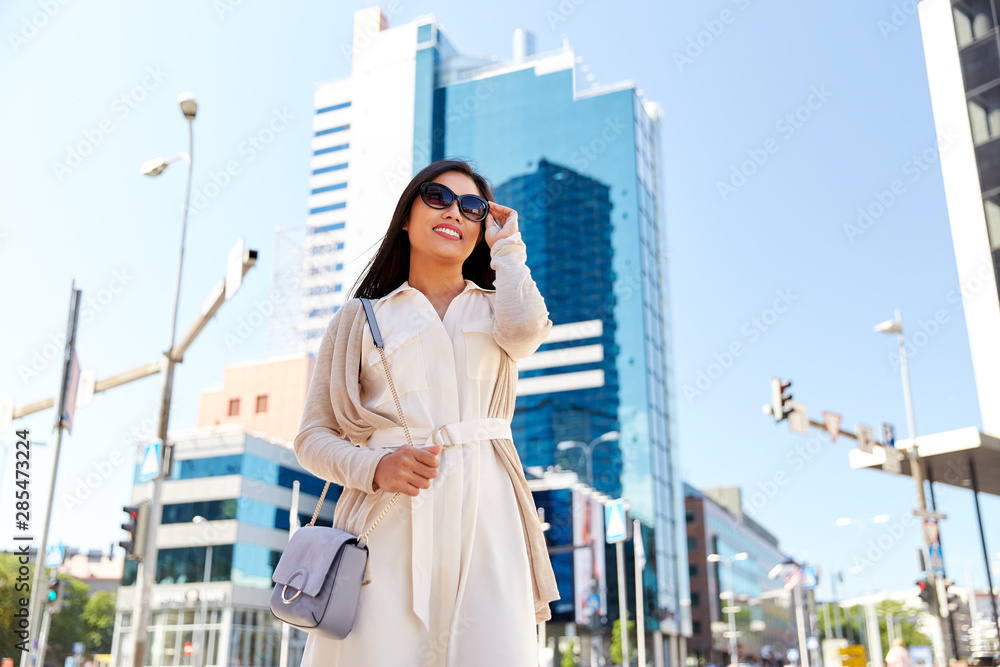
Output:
[364, 417, 513, 631]
[365, 417, 512, 450]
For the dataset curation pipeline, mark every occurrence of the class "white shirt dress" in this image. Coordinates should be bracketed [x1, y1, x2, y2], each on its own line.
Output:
[299, 278, 540, 667]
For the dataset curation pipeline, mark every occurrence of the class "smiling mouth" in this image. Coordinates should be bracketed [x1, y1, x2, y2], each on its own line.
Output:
[433, 226, 462, 240]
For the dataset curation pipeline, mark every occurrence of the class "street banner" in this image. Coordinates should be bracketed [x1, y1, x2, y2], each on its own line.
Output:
[573, 490, 607, 625]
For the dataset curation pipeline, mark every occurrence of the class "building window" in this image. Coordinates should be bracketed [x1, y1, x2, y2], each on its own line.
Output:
[687, 537, 696, 550]
[689, 564, 698, 577]
[691, 592, 700, 607]
[228, 398, 239, 416]
[692, 620, 701, 634]
[686, 510, 695, 524]
[256, 395, 268, 414]
[417, 23, 433, 44]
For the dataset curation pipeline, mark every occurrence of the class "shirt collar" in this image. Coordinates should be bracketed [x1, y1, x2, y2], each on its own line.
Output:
[381, 279, 494, 301]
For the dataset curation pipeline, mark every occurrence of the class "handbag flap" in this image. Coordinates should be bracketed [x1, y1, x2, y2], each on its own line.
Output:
[271, 526, 361, 597]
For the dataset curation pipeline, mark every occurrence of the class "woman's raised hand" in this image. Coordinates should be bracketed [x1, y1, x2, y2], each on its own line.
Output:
[372, 443, 442, 497]
[484, 201, 519, 249]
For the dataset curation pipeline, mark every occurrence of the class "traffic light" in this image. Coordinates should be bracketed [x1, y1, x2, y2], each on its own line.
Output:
[46, 577, 63, 613]
[770, 378, 793, 421]
[917, 578, 934, 607]
[120, 502, 150, 560]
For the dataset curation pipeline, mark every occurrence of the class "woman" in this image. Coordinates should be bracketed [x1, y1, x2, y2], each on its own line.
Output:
[292, 158, 560, 666]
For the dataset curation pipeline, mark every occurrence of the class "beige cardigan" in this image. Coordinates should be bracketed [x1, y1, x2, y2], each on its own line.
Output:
[292, 234, 560, 623]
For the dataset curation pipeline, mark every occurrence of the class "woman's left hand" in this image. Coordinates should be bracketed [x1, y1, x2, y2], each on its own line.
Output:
[484, 201, 519, 249]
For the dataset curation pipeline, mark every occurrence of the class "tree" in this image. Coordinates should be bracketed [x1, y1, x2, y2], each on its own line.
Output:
[562, 637, 580, 667]
[816, 599, 930, 651]
[0, 552, 36, 651]
[611, 618, 637, 664]
[82, 590, 116, 653]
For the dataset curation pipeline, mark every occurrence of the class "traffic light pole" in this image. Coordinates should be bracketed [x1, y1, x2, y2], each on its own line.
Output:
[21, 284, 80, 667]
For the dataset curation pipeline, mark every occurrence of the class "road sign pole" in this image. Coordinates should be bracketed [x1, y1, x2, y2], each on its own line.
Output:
[617, 540, 629, 667]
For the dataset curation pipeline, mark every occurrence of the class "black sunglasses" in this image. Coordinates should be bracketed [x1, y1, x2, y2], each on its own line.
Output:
[418, 182, 489, 223]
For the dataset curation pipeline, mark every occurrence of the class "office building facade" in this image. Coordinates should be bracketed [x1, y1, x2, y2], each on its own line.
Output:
[303, 7, 689, 664]
[919, 0, 1000, 435]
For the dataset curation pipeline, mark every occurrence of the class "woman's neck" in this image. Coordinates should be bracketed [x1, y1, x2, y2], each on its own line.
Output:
[407, 256, 466, 299]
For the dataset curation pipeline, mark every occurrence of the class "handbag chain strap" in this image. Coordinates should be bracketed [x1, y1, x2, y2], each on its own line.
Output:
[307, 298, 414, 548]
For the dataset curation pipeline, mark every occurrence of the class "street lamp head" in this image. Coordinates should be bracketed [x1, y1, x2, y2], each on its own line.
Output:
[140, 156, 168, 176]
[707, 554, 722, 563]
[178, 92, 198, 120]
[556, 440, 581, 451]
[835, 517, 853, 527]
[874, 319, 901, 335]
[733, 552, 749, 561]
[873, 513, 891, 524]
[598, 431, 620, 443]
[192, 515, 206, 524]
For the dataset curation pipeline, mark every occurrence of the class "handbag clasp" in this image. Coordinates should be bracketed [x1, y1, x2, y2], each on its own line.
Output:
[280, 585, 303, 604]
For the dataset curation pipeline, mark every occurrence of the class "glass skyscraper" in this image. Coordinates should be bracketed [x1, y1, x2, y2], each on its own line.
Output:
[305, 7, 690, 664]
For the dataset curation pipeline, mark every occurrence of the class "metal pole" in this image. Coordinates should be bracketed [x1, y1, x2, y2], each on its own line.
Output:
[22, 283, 80, 667]
[634, 520, 646, 667]
[894, 309, 950, 666]
[968, 457, 1000, 639]
[132, 115, 195, 667]
[197, 543, 212, 667]
[832, 574, 843, 639]
[794, 583, 811, 667]
[618, 540, 630, 666]
[926, 468, 961, 659]
[862, 522, 885, 667]
[36, 603, 52, 667]
[823, 601, 833, 641]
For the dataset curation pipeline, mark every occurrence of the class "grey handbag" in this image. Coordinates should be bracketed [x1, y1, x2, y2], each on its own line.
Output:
[269, 297, 417, 639]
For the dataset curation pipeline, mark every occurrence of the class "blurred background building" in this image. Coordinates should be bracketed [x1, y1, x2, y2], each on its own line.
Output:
[685, 484, 795, 667]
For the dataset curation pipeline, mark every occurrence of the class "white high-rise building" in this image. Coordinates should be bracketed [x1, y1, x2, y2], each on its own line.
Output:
[919, 0, 1000, 435]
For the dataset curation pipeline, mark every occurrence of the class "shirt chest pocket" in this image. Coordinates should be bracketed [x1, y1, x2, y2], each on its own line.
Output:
[365, 328, 428, 406]
[462, 318, 502, 381]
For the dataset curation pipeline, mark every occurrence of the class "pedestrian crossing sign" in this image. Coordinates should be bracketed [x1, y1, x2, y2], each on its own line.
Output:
[605, 500, 628, 543]
[138, 441, 161, 482]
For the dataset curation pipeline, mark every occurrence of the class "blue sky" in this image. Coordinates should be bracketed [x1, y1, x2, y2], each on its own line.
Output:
[1, 0, 997, 606]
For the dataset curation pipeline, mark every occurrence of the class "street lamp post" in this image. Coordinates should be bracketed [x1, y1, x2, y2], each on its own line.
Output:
[556, 431, 620, 489]
[130, 91, 198, 667]
[874, 309, 951, 665]
[709, 552, 749, 667]
[193, 515, 213, 667]
[837, 514, 891, 667]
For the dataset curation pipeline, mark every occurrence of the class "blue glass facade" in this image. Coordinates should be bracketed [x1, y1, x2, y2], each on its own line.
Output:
[410, 45, 689, 636]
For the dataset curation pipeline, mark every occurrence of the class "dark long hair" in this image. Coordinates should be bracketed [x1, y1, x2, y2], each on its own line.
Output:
[351, 159, 497, 299]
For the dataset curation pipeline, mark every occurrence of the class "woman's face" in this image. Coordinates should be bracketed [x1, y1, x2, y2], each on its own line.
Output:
[404, 170, 485, 266]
